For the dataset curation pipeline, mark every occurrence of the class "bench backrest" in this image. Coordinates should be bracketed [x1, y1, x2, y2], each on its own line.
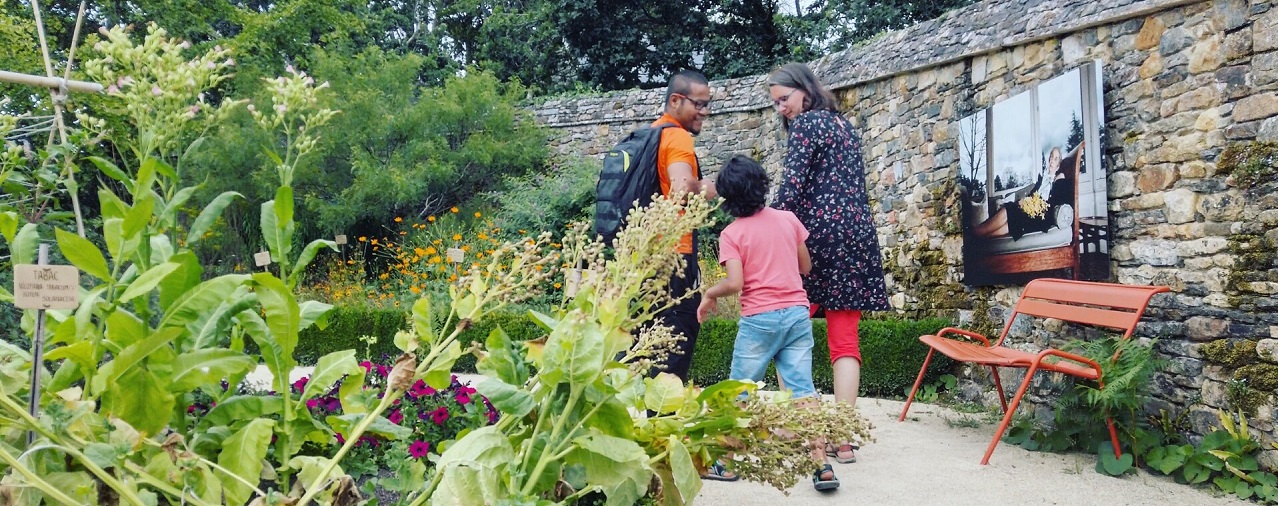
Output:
[995, 278, 1170, 346]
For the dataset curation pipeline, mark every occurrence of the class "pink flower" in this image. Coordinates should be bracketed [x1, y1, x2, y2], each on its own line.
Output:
[151, 85, 162, 96]
[430, 407, 450, 425]
[409, 380, 435, 398]
[306, 398, 320, 410]
[292, 376, 309, 393]
[409, 440, 431, 459]
[455, 392, 471, 405]
[335, 433, 346, 444]
[388, 409, 403, 425]
[359, 361, 373, 374]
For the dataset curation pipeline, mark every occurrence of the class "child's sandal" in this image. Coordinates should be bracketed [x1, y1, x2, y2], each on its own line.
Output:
[812, 463, 839, 491]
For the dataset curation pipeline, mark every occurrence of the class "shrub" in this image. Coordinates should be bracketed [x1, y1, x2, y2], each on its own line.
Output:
[486, 154, 598, 237]
[690, 316, 954, 398]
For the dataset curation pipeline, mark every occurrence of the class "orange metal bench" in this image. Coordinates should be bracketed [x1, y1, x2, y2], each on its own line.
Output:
[898, 278, 1170, 464]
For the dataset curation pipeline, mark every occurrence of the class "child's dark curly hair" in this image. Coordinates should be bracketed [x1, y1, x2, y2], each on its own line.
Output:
[717, 155, 770, 218]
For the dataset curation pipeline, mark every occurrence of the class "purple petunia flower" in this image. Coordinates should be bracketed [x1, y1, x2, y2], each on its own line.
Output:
[409, 440, 431, 458]
[430, 407, 450, 425]
[455, 392, 472, 405]
[388, 409, 403, 425]
[306, 398, 320, 410]
[292, 376, 309, 393]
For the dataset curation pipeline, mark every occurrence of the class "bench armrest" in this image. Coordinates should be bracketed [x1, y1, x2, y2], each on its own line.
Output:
[936, 327, 992, 347]
[1036, 348, 1102, 373]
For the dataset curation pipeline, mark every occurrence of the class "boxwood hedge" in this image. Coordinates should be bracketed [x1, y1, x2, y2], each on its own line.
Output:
[296, 305, 954, 398]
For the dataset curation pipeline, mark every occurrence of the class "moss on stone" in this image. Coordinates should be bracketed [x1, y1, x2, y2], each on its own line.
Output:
[1218, 141, 1278, 189]
[1235, 363, 1278, 392]
[1201, 339, 1258, 368]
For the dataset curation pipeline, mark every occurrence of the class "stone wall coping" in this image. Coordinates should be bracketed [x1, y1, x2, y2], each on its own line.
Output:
[530, 0, 1205, 127]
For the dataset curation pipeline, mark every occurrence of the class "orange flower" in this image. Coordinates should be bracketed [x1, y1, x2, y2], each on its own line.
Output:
[426, 246, 438, 255]
[474, 211, 481, 218]
[358, 236, 367, 242]
[414, 247, 427, 256]
[478, 232, 488, 240]
[371, 239, 379, 245]
[450, 207, 459, 213]
[452, 234, 462, 241]
[461, 245, 470, 252]
[394, 217, 403, 223]
[554, 282, 562, 289]
[428, 216, 436, 222]
[409, 285, 421, 294]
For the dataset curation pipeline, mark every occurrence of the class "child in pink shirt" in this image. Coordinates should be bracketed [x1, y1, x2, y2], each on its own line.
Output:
[697, 155, 838, 491]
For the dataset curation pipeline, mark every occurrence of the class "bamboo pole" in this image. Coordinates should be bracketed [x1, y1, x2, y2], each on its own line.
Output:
[0, 70, 101, 94]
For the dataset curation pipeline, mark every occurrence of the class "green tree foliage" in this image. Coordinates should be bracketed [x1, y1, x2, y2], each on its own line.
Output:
[0, 4, 45, 114]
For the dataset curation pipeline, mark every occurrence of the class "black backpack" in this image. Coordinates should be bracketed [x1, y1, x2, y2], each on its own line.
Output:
[593, 123, 678, 245]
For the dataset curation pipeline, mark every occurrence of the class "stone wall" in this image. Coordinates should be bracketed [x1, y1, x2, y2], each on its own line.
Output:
[530, 0, 1278, 461]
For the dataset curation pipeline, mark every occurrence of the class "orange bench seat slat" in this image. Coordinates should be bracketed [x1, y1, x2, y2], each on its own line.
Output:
[919, 334, 1099, 380]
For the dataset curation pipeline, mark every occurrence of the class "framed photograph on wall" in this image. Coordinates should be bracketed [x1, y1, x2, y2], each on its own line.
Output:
[961, 61, 1110, 286]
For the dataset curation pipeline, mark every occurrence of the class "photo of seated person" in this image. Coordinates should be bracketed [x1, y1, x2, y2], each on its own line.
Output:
[971, 146, 1075, 241]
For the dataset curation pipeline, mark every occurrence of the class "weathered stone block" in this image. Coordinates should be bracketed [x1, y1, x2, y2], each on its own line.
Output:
[1188, 316, 1231, 340]
[1198, 192, 1244, 221]
[1139, 53, 1164, 80]
[1188, 35, 1224, 73]
[1131, 238, 1181, 266]
[1109, 170, 1137, 198]
[1234, 93, 1278, 123]
[1135, 16, 1165, 50]
[1177, 237, 1230, 257]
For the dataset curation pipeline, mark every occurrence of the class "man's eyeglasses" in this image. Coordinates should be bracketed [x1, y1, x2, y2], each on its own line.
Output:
[773, 90, 796, 108]
[676, 93, 711, 111]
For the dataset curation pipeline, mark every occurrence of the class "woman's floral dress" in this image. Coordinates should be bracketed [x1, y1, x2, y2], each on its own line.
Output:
[772, 109, 890, 312]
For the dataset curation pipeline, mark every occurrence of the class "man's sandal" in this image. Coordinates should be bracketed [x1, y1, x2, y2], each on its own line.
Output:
[812, 463, 839, 491]
[701, 461, 739, 482]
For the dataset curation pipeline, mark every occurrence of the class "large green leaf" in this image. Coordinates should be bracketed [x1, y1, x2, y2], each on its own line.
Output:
[135, 157, 159, 196]
[53, 228, 110, 282]
[97, 188, 129, 221]
[171, 349, 256, 392]
[298, 299, 333, 332]
[93, 327, 183, 396]
[157, 274, 250, 329]
[12, 222, 39, 265]
[0, 210, 19, 243]
[540, 312, 604, 387]
[326, 414, 412, 440]
[666, 436, 700, 505]
[338, 367, 369, 415]
[102, 218, 125, 260]
[474, 378, 534, 418]
[412, 297, 434, 347]
[476, 327, 528, 386]
[191, 289, 258, 349]
[423, 339, 463, 389]
[159, 251, 202, 312]
[0, 284, 12, 304]
[567, 432, 651, 506]
[430, 466, 495, 506]
[287, 238, 337, 288]
[122, 193, 155, 239]
[643, 373, 686, 415]
[236, 311, 288, 393]
[118, 262, 182, 302]
[185, 191, 242, 248]
[261, 199, 281, 261]
[86, 156, 133, 192]
[199, 395, 284, 429]
[104, 307, 146, 350]
[300, 350, 359, 401]
[219, 418, 276, 506]
[253, 273, 299, 361]
[149, 234, 174, 265]
[160, 184, 198, 230]
[41, 341, 94, 376]
[101, 367, 176, 436]
[436, 425, 516, 469]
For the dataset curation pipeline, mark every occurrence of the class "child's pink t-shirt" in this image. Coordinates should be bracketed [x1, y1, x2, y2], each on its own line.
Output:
[718, 207, 810, 317]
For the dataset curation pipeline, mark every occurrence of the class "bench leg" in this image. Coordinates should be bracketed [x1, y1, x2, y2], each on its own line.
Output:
[898, 348, 935, 421]
[982, 364, 1040, 465]
[989, 365, 1009, 413]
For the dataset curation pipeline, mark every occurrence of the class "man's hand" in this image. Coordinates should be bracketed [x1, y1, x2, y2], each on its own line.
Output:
[697, 296, 717, 323]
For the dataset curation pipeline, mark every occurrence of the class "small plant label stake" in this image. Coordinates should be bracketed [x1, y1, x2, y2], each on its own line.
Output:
[564, 269, 596, 299]
[446, 247, 465, 263]
[254, 251, 272, 270]
[334, 234, 347, 245]
[13, 244, 79, 445]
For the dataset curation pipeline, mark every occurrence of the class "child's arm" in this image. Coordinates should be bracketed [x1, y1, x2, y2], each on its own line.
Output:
[697, 258, 743, 323]
[798, 241, 812, 276]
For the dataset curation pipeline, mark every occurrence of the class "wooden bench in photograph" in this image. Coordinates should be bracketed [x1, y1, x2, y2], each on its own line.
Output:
[898, 278, 1171, 464]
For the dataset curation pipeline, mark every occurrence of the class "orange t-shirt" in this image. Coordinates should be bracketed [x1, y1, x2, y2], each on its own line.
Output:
[652, 113, 698, 254]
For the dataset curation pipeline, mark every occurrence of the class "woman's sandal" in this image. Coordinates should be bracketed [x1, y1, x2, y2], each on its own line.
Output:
[812, 463, 839, 491]
[701, 461, 739, 482]
[825, 442, 858, 464]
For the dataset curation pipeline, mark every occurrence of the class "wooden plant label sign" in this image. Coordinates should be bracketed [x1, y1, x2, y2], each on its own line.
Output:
[13, 264, 79, 309]
[446, 248, 465, 263]
[335, 234, 348, 245]
[254, 251, 272, 267]
[564, 269, 583, 298]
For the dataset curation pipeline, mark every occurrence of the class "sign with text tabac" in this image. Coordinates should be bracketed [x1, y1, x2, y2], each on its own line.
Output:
[13, 264, 80, 309]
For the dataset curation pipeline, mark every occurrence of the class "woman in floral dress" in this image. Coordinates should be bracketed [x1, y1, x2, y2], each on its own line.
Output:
[768, 62, 891, 465]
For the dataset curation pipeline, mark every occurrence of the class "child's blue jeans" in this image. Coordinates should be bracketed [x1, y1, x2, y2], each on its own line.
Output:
[730, 305, 817, 399]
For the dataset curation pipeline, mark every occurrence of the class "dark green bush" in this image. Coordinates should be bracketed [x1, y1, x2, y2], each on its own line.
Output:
[296, 306, 952, 397]
[295, 305, 549, 373]
[688, 316, 954, 398]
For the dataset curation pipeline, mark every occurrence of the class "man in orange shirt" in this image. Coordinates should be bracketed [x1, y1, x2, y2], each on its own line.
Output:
[650, 70, 718, 383]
